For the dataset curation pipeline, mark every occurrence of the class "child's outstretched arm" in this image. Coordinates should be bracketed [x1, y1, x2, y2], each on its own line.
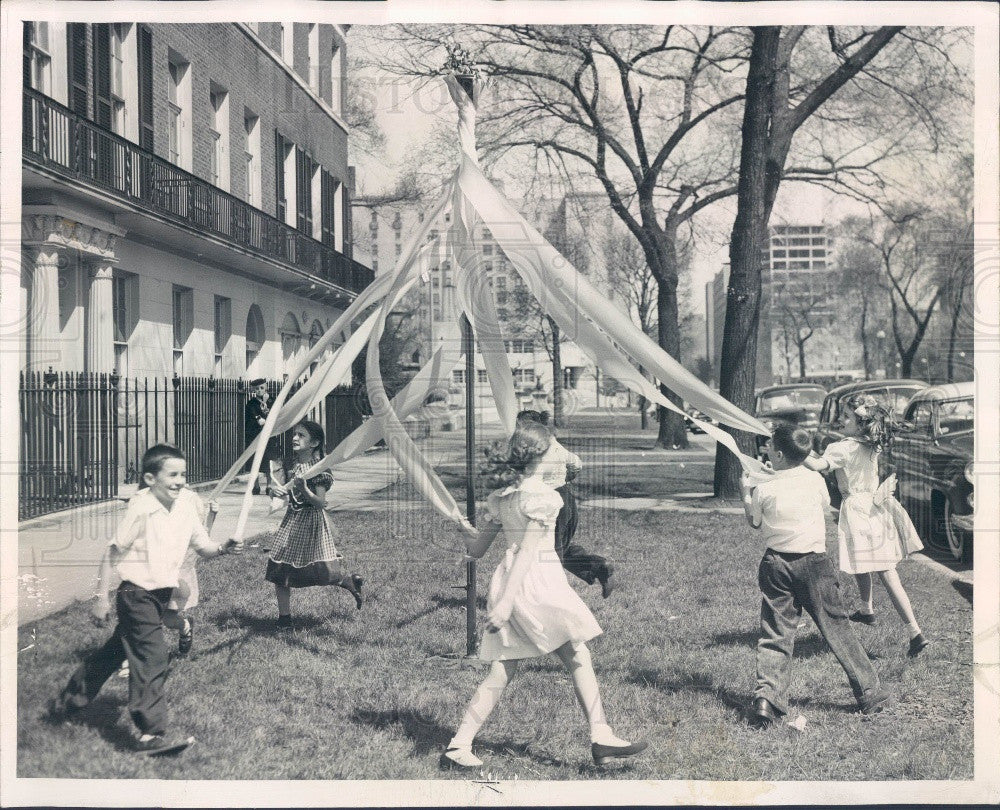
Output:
[463, 516, 501, 560]
[92, 546, 116, 623]
[802, 452, 830, 472]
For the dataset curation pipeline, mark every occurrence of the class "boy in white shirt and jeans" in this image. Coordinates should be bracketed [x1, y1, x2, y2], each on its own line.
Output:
[741, 424, 888, 727]
[49, 444, 241, 755]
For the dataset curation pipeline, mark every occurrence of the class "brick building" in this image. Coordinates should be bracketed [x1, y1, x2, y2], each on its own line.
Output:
[21, 21, 371, 380]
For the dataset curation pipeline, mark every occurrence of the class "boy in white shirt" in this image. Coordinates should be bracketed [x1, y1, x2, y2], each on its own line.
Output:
[49, 444, 241, 755]
[741, 424, 888, 727]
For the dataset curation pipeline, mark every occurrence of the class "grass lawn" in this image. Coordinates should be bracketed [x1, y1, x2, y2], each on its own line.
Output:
[17, 498, 972, 780]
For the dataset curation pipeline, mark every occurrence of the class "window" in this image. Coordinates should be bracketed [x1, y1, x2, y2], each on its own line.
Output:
[172, 285, 193, 374]
[483, 244, 493, 256]
[772, 250, 786, 258]
[513, 368, 536, 386]
[214, 296, 231, 376]
[504, 339, 534, 354]
[275, 132, 294, 225]
[26, 22, 51, 94]
[453, 369, 465, 384]
[112, 270, 138, 376]
[908, 402, 934, 433]
[280, 312, 301, 367]
[244, 110, 260, 205]
[109, 24, 128, 134]
[209, 84, 229, 190]
[329, 41, 344, 113]
[371, 258, 378, 273]
[245, 304, 264, 372]
[167, 55, 191, 168]
[282, 24, 294, 65]
[495, 275, 507, 290]
[478, 369, 489, 383]
[307, 24, 319, 92]
[295, 148, 313, 234]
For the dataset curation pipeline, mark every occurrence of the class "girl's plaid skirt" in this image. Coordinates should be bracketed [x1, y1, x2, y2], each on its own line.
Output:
[267, 506, 340, 568]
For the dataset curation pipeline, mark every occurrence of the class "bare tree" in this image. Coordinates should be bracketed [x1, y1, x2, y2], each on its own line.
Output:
[713, 25, 969, 497]
[605, 230, 658, 427]
[772, 281, 830, 378]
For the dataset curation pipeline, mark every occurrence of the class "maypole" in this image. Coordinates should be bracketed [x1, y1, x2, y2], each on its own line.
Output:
[456, 69, 478, 659]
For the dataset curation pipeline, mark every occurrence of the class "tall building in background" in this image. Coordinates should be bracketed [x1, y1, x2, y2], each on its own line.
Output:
[21, 21, 370, 380]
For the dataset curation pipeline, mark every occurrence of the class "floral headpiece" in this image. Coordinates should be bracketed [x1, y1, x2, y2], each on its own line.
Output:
[849, 393, 881, 421]
[442, 41, 495, 89]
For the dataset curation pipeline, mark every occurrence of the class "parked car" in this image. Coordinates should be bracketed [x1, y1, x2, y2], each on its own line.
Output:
[812, 379, 929, 507]
[752, 383, 827, 459]
[685, 405, 717, 434]
[884, 382, 975, 563]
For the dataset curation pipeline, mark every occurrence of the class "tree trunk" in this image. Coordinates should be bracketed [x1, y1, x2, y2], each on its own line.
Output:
[946, 277, 967, 382]
[549, 316, 563, 426]
[859, 300, 871, 378]
[655, 280, 688, 449]
[714, 27, 780, 499]
[638, 364, 649, 429]
[797, 339, 807, 379]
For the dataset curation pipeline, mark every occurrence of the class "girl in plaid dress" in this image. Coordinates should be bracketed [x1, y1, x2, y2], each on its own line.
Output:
[265, 420, 363, 629]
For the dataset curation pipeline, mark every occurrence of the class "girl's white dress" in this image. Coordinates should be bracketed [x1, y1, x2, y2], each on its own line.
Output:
[478, 475, 602, 662]
[822, 438, 923, 575]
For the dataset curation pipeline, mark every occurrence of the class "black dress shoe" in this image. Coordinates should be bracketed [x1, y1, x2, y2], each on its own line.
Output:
[134, 731, 195, 757]
[858, 688, 891, 716]
[591, 739, 647, 766]
[907, 633, 929, 657]
[751, 697, 780, 728]
[849, 610, 877, 626]
[598, 563, 617, 599]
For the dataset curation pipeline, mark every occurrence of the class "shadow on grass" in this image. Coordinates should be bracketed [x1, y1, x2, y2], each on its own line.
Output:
[709, 628, 845, 661]
[628, 666, 863, 717]
[394, 593, 488, 630]
[951, 579, 972, 604]
[42, 696, 136, 753]
[350, 708, 573, 769]
[198, 611, 354, 660]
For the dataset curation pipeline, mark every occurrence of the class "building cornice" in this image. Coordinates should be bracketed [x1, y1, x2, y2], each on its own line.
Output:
[234, 23, 350, 138]
[22, 206, 125, 261]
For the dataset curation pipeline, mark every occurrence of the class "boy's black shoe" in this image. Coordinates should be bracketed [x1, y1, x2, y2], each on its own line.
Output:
[597, 563, 617, 599]
[276, 615, 294, 634]
[849, 610, 877, 626]
[859, 689, 891, 716]
[907, 633, 930, 658]
[750, 697, 780, 728]
[178, 616, 194, 656]
[135, 731, 195, 757]
[44, 696, 83, 725]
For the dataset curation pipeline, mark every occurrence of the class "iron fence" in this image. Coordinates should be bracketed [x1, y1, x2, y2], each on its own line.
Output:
[20, 370, 363, 520]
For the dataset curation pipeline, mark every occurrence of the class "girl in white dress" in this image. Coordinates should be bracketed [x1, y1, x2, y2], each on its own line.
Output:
[804, 393, 928, 657]
[441, 420, 646, 771]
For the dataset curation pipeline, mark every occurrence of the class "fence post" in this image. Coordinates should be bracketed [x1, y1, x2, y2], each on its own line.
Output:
[207, 375, 217, 479]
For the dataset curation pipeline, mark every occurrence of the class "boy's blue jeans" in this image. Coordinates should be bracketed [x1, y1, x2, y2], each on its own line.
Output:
[755, 549, 881, 716]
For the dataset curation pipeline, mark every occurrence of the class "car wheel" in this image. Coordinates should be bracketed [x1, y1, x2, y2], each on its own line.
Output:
[943, 496, 973, 565]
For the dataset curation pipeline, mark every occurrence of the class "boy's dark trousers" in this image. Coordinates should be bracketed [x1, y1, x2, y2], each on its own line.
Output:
[755, 549, 881, 716]
[59, 582, 173, 735]
[554, 484, 611, 586]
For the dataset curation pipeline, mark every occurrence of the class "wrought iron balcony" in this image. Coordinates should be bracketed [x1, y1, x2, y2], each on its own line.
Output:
[22, 88, 373, 296]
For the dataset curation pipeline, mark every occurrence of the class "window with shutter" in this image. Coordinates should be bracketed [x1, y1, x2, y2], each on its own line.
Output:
[320, 169, 337, 247]
[296, 148, 312, 235]
[137, 26, 153, 150]
[92, 24, 112, 129]
[275, 131, 286, 222]
[67, 23, 88, 116]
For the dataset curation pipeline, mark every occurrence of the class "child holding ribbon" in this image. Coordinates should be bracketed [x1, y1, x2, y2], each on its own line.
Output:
[803, 393, 928, 657]
[442, 419, 646, 771]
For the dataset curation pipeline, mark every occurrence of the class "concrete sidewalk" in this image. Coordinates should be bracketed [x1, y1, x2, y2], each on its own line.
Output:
[13, 423, 504, 626]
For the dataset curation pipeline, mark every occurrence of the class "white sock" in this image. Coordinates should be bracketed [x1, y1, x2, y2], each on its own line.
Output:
[590, 723, 629, 746]
[907, 622, 922, 638]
